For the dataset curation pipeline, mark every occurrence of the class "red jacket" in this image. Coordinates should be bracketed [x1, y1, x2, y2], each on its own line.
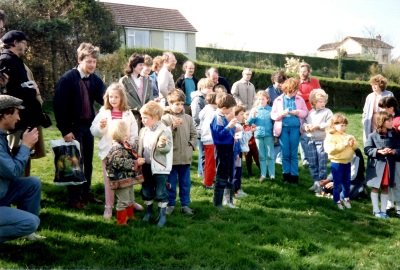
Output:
[297, 78, 321, 111]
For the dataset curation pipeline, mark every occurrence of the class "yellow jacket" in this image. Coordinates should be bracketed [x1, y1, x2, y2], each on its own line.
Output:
[324, 131, 358, 164]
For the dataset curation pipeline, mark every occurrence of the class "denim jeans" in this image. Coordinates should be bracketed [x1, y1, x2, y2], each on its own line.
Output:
[306, 139, 327, 182]
[299, 136, 308, 163]
[197, 139, 204, 176]
[255, 136, 275, 178]
[141, 164, 168, 202]
[331, 162, 351, 203]
[279, 127, 300, 176]
[0, 176, 41, 242]
[167, 164, 191, 207]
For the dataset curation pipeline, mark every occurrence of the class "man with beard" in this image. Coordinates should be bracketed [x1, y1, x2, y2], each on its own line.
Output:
[54, 43, 105, 209]
[297, 62, 320, 167]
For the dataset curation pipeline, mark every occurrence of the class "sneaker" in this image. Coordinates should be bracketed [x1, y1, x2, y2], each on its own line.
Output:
[225, 202, 238, 209]
[270, 175, 275, 180]
[24, 232, 46, 241]
[259, 176, 266, 182]
[181, 206, 194, 215]
[134, 202, 144, 211]
[380, 212, 390, 219]
[302, 160, 310, 167]
[103, 206, 113, 219]
[373, 212, 382, 218]
[309, 184, 317, 191]
[202, 184, 214, 190]
[166, 206, 175, 215]
[235, 189, 247, 198]
[395, 211, 400, 218]
[341, 199, 352, 209]
[337, 203, 344, 210]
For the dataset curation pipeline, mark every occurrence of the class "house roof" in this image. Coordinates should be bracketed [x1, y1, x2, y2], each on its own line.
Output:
[102, 2, 197, 33]
[317, 36, 393, 51]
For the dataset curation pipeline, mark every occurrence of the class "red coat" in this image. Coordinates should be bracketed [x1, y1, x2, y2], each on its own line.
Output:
[297, 78, 321, 111]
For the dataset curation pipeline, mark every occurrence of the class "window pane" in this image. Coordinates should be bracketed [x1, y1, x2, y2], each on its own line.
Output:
[164, 32, 186, 53]
[127, 29, 135, 48]
[135, 30, 150, 47]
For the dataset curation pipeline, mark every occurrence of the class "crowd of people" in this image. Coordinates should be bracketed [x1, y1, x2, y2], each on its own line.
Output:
[1, 9, 400, 242]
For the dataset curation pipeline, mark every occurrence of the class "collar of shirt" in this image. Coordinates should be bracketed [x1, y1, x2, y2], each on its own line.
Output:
[184, 74, 193, 79]
[77, 67, 89, 79]
[149, 121, 161, 132]
[239, 78, 250, 84]
[300, 78, 311, 83]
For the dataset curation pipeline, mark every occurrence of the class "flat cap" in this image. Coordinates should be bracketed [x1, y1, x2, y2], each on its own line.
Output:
[0, 95, 24, 110]
[1, 30, 30, 44]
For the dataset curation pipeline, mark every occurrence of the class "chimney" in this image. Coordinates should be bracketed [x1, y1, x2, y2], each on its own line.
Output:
[376, 34, 381, 41]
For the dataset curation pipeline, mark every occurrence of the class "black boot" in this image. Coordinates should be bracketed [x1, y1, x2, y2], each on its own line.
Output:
[143, 201, 153, 222]
[156, 207, 167, 227]
[213, 188, 225, 208]
[283, 173, 291, 184]
[291, 175, 299, 186]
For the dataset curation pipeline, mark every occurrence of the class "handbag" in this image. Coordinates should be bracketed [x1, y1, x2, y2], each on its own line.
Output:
[50, 139, 86, 186]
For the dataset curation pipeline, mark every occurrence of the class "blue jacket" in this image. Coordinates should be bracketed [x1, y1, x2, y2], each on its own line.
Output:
[246, 105, 273, 138]
[210, 112, 236, 145]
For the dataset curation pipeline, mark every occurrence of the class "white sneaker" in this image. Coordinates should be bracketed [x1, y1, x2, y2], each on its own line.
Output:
[225, 202, 238, 209]
[103, 206, 113, 219]
[238, 189, 247, 197]
[337, 203, 344, 210]
[341, 199, 352, 209]
[166, 206, 175, 215]
[24, 232, 46, 241]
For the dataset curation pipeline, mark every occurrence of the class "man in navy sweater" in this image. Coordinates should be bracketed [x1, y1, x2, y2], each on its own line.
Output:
[54, 43, 105, 209]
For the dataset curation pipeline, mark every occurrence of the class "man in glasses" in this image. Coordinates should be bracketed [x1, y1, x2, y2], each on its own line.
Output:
[231, 68, 256, 110]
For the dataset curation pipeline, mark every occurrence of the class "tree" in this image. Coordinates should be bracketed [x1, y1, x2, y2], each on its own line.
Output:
[0, 0, 120, 98]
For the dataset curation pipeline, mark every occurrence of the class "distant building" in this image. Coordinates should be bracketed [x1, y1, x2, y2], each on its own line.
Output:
[103, 2, 198, 59]
[317, 35, 393, 66]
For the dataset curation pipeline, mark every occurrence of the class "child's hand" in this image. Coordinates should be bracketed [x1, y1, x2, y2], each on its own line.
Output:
[158, 135, 168, 147]
[378, 148, 390, 155]
[172, 118, 182, 129]
[251, 124, 256, 132]
[252, 109, 257, 118]
[137, 157, 145, 165]
[100, 118, 107, 129]
[228, 118, 238, 128]
[281, 109, 289, 117]
[289, 110, 298, 116]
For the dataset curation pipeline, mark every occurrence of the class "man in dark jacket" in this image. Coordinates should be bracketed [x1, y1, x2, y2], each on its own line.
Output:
[53, 42, 105, 209]
[206, 67, 231, 94]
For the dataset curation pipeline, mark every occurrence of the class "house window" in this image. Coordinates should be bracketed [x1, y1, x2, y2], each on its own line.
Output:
[382, 54, 388, 63]
[126, 29, 150, 48]
[164, 32, 187, 53]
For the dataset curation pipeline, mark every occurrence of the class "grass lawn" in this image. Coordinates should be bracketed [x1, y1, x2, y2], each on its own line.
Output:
[1, 109, 399, 269]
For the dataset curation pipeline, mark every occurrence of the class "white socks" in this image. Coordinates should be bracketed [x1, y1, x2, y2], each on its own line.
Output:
[381, 193, 389, 213]
[371, 192, 380, 213]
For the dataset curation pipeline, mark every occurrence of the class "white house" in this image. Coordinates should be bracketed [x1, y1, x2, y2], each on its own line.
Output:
[103, 2, 198, 59]
[317, 35, 393, 66]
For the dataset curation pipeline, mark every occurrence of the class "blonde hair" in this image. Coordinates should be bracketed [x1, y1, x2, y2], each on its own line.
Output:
[254, 90, 270, 107]
[282, 78, 299, 94]
[376, 111, 393, 133]
[152, 56, 163, 72]
[197, 78, 214, 90]
[327, 113, 348, 134]
[103, 82, 130, 111]
[309, 89, 328, 108]
[140, 101, 164, 120]
[77, 42, 100, 61]
[369, 74, 388, 90]
[144, 54, 153, 67]
[108, 119, 128, 142]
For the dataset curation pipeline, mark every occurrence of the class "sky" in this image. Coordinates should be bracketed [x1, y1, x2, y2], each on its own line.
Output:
[100, 0, 400, 59]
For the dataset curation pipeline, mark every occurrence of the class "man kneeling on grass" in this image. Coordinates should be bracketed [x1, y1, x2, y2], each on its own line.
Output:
[0, 95, 45, 242]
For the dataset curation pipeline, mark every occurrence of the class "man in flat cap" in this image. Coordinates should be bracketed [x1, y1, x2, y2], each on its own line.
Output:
[0, 30, 43, 162]
[0, 95, 44, 242]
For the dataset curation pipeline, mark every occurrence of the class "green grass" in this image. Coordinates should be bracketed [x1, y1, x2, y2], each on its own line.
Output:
[1, 109, 399, 269]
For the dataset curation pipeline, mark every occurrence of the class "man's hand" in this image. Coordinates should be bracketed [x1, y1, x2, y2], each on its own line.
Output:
[63, 132, 75, 142]
[21, 128, 38, 149]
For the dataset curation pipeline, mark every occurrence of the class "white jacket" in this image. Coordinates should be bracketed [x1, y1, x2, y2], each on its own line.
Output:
[199, 104, 216, 145]
[90, 107, 138, 160]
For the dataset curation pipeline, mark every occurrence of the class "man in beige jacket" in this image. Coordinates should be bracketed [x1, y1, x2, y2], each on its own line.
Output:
[231, 68, 256, 110]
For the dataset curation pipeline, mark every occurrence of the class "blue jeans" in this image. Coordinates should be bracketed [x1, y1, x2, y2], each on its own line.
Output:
[299, 136, 308, 163]
[141, 164, 168, 202]
[197, 139, 204, 176]
[331, 162, 351, 203]
[167, 165, 191, 207]
[0, 176, 41, 242]
[255, 136, 275, 178]
[279, 127, 300, 176]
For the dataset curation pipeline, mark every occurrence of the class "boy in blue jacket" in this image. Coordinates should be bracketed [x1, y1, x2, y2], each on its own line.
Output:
[210, 93, 237, 208]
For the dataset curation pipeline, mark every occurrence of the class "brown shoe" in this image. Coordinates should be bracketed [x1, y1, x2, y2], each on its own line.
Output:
[68, 201, 88, 209]
[86, 193, 103, 204]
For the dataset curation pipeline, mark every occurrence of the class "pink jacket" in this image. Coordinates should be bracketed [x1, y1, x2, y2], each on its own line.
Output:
[271, 95, 308, 137]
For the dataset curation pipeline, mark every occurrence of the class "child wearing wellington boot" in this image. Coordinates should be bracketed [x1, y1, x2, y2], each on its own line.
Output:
[324, 113, 358, 210]
[365, 111, 400, 218]
[138, 101, 173, 227]
[105, 120, 145, 225]
[210, 93, 237, 208]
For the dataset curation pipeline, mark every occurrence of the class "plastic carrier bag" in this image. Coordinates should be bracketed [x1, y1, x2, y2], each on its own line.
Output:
[50, 139, 86, 186]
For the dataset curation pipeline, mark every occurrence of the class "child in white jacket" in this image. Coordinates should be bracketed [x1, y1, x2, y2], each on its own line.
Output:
[90, 82, 138, 219]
